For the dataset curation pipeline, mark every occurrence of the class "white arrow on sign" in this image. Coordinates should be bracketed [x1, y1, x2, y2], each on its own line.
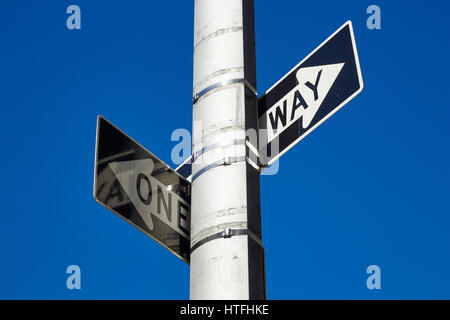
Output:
[109, 159, 190, 239]
[263, 63, 345, 143]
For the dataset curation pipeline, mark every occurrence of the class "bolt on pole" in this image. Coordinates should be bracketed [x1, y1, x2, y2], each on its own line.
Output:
[190, 0, 266, 300]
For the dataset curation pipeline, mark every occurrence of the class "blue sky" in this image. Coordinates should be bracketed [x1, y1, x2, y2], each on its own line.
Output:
[0, 1, 449, 299]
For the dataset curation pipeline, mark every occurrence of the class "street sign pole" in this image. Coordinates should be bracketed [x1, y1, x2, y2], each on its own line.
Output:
[190, 0, 265, 299]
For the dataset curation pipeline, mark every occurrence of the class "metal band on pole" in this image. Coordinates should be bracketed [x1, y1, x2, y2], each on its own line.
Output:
[193, 78, 257, 104]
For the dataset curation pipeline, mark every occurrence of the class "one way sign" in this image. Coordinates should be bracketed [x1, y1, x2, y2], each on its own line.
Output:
[94, 116, 191, 263]
[258, 21, 363, 165]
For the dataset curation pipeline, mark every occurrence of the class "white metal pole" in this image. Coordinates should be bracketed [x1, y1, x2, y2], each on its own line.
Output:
[190, 0, 265, 300]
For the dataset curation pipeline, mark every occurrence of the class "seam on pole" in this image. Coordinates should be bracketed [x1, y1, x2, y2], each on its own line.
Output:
[190, 229, 245, 254]
[191, 156, 246, 182]
[194, 67, 244, 93]
[190, 141, 264, 181]
[191, 221, 247, 245]
[190, 228, 263, 254]
[192, 139, 246, 162]
[194, 26, 243, 49]
[193, 78, 257, 104]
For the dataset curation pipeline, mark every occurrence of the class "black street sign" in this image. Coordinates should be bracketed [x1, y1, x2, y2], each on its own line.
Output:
[258, 21, 363, 165]
[94, 116, 191, 263]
